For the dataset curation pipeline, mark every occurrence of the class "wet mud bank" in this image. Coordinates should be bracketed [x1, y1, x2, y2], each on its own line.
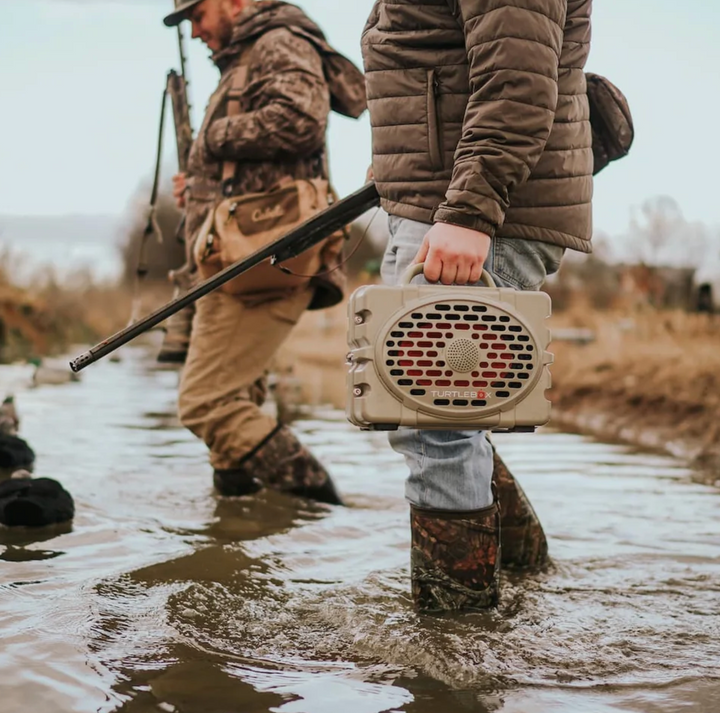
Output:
[280, 304, 720, 484]
[548, 310, 720, 483]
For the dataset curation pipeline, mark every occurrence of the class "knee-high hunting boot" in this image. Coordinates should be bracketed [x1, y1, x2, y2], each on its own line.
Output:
[213, 425, 343, 505]
[410, 503, 500, 612]
[491, 448, 549, 570]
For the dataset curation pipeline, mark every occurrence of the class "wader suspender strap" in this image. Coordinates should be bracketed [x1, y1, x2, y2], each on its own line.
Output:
[221, 43, 256, 194]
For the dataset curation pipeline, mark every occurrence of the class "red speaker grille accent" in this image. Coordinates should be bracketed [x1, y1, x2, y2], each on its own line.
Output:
[383, 300, 536, 410]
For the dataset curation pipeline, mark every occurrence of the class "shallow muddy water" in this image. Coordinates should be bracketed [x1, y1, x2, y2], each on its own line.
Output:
[1, 343, 719, 713]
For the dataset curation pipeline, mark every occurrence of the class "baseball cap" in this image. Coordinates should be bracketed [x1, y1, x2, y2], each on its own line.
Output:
[164, 0, 203, 27]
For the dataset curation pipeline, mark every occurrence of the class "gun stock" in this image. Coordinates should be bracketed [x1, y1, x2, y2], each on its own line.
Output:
[70, 183, 381, 373]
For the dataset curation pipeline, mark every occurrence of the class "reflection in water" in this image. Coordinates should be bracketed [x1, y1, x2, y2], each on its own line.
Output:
[1, 344, 720, 713]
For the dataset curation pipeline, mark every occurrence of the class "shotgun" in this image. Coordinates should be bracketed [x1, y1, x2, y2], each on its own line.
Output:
[168, 26, 193, 176]
[154, 25, 196, 364]
[70, 182, 381, 373]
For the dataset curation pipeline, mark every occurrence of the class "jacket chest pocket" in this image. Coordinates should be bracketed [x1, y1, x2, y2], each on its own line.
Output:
[426, 69, 444, 171]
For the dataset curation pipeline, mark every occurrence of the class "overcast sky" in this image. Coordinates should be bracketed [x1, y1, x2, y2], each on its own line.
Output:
[1, 0, 718, 243]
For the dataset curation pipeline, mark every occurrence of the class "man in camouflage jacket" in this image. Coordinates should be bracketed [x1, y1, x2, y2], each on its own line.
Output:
[164, 0, 366, 501]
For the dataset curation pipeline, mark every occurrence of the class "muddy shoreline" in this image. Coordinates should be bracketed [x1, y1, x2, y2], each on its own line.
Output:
[548, 406, 719, 481]
[280, 302, 720, 483]
[549, 382, 720, 486]
[546, 308, 720, 483]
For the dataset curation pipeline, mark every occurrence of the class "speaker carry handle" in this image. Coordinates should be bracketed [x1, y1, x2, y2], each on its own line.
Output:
[400, 262, 497, 288]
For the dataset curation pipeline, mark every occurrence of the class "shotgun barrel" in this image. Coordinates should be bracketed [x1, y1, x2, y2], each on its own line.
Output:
[69, 182, 381, 373]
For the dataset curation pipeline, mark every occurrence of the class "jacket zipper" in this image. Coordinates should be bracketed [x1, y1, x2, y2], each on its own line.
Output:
[427, 69, 444, 170]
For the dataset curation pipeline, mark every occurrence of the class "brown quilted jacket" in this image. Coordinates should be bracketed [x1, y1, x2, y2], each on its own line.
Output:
[186, 0, 366, 308]
[361, 0, 593, 252]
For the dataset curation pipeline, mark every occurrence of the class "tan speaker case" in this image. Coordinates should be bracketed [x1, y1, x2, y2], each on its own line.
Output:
[346, 272, 553, 432]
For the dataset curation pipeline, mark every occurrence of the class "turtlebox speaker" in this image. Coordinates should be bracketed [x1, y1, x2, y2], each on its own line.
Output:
[346, 264, 553, 432]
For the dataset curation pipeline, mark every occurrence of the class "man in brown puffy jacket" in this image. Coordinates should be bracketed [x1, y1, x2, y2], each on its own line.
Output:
[362, 0, 593, 611]
[164, 0, 366, 501]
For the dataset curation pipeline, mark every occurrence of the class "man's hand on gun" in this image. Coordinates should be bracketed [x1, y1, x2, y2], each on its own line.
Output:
[414, 222, 492, 286]
[172, 172, 188, 209]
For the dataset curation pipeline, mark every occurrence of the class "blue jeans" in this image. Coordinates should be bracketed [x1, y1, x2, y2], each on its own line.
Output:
[381, 215, 565, 511]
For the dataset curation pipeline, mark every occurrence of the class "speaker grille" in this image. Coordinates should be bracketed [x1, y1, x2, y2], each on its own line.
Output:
[446, 339, 479, 373]
[381, 299, 538, 414]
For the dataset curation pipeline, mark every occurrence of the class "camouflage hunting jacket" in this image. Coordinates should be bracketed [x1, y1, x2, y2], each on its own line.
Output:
[186, 0, 366, 309]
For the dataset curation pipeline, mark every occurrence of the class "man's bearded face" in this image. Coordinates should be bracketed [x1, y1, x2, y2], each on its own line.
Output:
[189, 0, 238, 52]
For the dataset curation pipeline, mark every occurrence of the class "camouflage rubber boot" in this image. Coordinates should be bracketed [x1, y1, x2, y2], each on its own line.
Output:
[213, 425, 343, 505]
[491, 448, 549, 570]
[157, 302, 195, 364]
[410, 503, 500, 613]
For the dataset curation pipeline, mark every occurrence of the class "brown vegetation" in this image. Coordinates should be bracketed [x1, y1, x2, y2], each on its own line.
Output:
[0, 182, 184, 362]
[0, 249, 134, 362]
[549, 303, 720, 476]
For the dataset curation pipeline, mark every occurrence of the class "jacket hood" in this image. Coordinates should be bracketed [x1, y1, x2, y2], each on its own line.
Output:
[214, 1, 366, 119]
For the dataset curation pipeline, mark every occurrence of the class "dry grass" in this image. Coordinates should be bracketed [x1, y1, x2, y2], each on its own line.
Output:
[549, 304, 720, 467]
[0, 249, 173, 361]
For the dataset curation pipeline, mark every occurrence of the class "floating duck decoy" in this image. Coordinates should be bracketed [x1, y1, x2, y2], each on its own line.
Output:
[28, 357, 81, 387]
[0, 395, 19, 436]
[0, 396, 75, 529]
[0, 474, 75, 528]
[0, 432, 35, 479]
